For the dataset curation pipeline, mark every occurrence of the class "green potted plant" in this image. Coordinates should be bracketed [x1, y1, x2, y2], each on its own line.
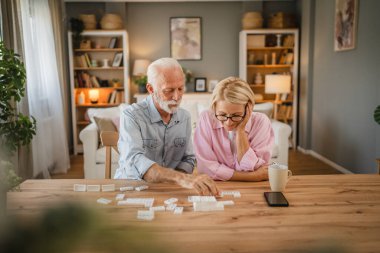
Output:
[374, 105, 380, 125]
[0, 41, 36, 193]
[374, 105, 380, 172]
[134, 75, 148, 93]
[69, 18, 84, 49]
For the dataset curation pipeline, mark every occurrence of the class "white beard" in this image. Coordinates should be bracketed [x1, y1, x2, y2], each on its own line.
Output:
[153, 91, 181, 114]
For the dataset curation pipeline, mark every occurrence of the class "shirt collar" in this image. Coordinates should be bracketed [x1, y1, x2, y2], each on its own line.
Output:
[210, 110, 251, 133]
[147, 95, 179, 126]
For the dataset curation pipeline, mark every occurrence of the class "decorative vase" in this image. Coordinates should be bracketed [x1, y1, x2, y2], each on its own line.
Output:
[138, 85, 148, 93]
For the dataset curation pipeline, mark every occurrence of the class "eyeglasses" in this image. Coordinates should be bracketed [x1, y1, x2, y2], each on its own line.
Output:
[215, 105, 247, 122]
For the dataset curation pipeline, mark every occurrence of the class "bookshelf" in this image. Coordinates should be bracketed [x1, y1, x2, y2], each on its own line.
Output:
[68, 30, 130, 154]
[239, 29, 299, 146]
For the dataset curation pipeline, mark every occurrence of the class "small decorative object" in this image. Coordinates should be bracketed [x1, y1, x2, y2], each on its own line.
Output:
[133, 59, 151, 93]
[78, 91, 85, 105]
[95, 43, 101, 49]
[248, 53, 255, 65]
[254, 73, 263, 85]
[264, 53, 268, 65]
[112, 78, 121, 88]
[100, 14, 123, 30]
[89, 89, 99, 104]
[271, 52, 276, 65]
[276, 34, 282, 47]
[79, 14, 96, 30]
[102, 59, 109, 68]
[195, 78, 207, 92]
[208, 80, 219, 93]
[80, 40, 91, 49]
[242, 12, 263, 29]
[91, 59, 98, 67]
[170, 17, 201, 60]
[112, 52, 123, 67]
[334, 0, 358, 51]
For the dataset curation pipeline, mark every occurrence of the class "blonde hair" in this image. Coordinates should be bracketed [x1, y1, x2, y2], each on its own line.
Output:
[210, 77, 255, 109]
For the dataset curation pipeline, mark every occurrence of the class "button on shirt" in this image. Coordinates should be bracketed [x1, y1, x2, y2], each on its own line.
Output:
[114, 95, 195, 180]
[194, 110, 274, 181]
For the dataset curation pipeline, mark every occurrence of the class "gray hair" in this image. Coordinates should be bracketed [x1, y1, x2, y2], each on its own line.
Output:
[147, 58, 184, 88]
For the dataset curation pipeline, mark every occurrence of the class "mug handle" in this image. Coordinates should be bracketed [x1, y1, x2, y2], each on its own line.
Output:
[287, 170, 292, 180]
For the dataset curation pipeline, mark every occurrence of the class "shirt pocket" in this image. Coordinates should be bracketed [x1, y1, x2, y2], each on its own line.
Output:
[171, 137, 187, 161]
[142, 139, 159, 149]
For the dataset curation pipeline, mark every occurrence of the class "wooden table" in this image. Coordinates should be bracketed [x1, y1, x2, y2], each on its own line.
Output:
[6, 175, 380, 253]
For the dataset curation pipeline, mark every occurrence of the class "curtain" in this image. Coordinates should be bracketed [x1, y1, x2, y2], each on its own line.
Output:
[0, 0, 33, 180]
[48, 0, 72, 153]
[20, 0, 70, 177]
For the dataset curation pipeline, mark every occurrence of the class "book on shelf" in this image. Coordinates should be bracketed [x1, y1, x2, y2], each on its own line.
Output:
[84, 53, 92, 67]
[107, 90, 118, 104]
[90, 75, 100, 88]
[284, 52, 294, 65]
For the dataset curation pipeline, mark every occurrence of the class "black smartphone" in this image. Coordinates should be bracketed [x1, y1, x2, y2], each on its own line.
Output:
[264, 192, 289, 207]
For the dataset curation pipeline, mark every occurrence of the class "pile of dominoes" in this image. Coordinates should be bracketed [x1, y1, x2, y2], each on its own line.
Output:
[74, 184, 241, 221]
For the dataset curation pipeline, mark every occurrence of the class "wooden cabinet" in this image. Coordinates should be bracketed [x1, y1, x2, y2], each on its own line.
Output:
[68, 30, 130, 154]
[239, 29, 299, 146]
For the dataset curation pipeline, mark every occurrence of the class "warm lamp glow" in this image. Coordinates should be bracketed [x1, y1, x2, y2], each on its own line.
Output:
[133, 59, 151, 76]
[89, 89, 99, 104]
[265, 75, 291, 94]
[265, 75, 291, 120]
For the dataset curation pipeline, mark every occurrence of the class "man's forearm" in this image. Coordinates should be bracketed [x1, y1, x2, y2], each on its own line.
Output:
[143, 163, 184, 184]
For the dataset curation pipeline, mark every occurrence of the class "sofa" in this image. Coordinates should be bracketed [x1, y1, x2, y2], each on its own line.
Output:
[79, 99, 291, 179]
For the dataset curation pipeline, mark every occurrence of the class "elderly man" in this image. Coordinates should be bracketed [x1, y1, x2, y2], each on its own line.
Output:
[115, 58, 218, 196]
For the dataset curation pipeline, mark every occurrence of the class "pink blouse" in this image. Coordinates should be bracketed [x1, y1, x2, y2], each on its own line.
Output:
[194, 110, 274, 181]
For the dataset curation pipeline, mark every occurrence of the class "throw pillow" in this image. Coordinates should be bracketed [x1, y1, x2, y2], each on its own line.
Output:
[87, 106, 120, 124]
[112, 117, 120, 131]
[94, 116, 117, 133]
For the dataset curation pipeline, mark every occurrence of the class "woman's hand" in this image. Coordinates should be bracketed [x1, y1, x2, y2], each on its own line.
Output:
[236, 103, 252, 132]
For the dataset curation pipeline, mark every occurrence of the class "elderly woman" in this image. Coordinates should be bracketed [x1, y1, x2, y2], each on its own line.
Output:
[194, 77, 274, 181]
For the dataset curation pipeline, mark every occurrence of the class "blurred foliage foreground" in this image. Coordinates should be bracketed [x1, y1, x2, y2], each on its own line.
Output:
[0, 202, 170, 253]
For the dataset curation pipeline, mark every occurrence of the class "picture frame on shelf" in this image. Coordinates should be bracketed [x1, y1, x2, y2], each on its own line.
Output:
[112, 52, 123, 67]
[108, 37, 117, 48]
[170, 17, 202, 60]
[194, 77, 207, 92]
[334, 0, 358, 51]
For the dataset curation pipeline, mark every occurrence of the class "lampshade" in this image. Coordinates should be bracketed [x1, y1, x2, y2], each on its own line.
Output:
[265, 75, 291, 94]
[133, 59, 151, 76]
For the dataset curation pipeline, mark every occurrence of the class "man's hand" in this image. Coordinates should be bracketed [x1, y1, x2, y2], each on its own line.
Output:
[143, 164, 219, 196]
[177, 173, 220, 196]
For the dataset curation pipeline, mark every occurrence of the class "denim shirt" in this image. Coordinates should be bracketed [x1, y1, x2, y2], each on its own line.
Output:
[114, 95, 195, 180]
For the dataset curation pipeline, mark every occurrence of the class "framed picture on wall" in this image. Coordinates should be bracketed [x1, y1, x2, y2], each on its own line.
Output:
[170, 17, 202, 60]
[195, 78, 207, 92]
[334, 0, 358, 51]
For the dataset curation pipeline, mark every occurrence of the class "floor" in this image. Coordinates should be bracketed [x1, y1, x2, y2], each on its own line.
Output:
[52, 150, 340, 179]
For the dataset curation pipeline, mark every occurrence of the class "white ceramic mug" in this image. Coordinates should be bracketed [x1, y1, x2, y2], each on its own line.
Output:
[269, 164, 292, 192]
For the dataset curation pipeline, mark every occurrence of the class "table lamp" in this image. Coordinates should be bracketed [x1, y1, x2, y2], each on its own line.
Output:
[89, 89, 99, 104]
[133, 59, 151, 93]
[265, 74, 291, 119]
